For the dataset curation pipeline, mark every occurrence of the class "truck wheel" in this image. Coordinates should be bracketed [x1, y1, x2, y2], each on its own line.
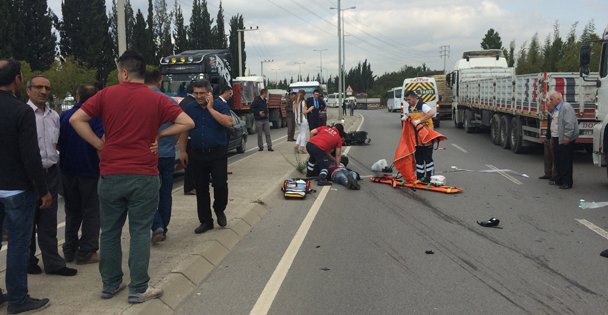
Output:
[236, 136, 246, 153]
[454, 109, 464, 128]
[464, 110, 475, 133]
[490, 114, 501, 145]
[510, 117, 524, 153]
[499, 115, 511, 149]
[246, 114, 256, 135]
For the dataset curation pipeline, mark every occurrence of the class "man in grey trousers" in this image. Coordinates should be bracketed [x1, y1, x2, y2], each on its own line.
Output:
[252, 88, 273, 151]
[546, 91, 579, 189]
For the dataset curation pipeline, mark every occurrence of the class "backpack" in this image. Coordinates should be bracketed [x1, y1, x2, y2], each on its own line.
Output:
[281, 178, 313, 199]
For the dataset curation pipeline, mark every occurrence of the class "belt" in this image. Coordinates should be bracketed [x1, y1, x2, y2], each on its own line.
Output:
[191, 146, 226, 153]
[44, 164, 57, 174]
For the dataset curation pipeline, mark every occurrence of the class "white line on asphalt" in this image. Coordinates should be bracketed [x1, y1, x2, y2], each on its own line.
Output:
[451, 143, 468, 153]
[485, 164, 523, 185]
[249, 186, 331, 315]
[576, 219, 608, 240]
[249, 114, 365, 315]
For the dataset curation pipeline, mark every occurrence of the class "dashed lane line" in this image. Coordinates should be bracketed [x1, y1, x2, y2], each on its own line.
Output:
[576, 219, 608, 241]
[451, 143, 468, 153]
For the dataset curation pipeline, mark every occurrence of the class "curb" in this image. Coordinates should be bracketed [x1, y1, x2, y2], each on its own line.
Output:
[128, 114, 363, 314]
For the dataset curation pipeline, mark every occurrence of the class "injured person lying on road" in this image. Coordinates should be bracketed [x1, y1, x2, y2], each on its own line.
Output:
[308, 155, 361, 190]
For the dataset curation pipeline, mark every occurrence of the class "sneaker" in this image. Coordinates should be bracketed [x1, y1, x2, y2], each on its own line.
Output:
[317, 178, 331, 186]
[151, 228, 165, 245]
[101, 283, 126, 299]
[76, 252, 100, 265]
[7, 296, 50, 314]
[127, 286, 163, 304]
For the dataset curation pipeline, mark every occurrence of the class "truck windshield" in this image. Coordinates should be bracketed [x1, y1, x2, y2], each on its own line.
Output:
[161, 73, 205, 97]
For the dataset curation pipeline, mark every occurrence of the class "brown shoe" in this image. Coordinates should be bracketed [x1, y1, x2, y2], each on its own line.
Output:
[76, 252, 100, 265]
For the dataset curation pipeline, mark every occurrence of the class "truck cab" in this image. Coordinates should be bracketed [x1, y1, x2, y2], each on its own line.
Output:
[581, 25, 608, 172]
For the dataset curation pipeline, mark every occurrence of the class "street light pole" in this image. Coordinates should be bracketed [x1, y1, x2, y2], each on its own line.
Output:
[341, 7, 355, 99]
[237, 26, 259, 77]
[293, 61, 305, 80]
[313, 49, 328, 82]
[260, 59, 273, 77]
[330, 3, 355, 121]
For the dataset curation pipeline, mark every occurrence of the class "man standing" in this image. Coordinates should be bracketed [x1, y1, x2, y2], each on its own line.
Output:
[404, 91, 436, 181]
[252, 88, 273, 151]
[342, 99, 347, 117]
[546, 91, 579, 189]
[26, 75, 77, 277]
[179, 83, 197, 195]
[286, 92, 296, 142]
[0, 58, 51, 314]
[70, 50, 194, 303]
[306, 124, 346, 186]
[59, 85, 103, 265]
[349, 98, 355, 116]
[305, 89, 326, 130]
[179, 83, 233, 234]
[145, 70, 179, 245]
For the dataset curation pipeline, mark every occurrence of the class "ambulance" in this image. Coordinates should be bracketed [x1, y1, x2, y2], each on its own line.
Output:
[400, 76, 440, 127]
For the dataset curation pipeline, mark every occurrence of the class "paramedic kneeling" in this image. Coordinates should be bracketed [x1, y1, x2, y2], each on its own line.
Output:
[306, 124, 346, 186]
[404, 90, 436, 181]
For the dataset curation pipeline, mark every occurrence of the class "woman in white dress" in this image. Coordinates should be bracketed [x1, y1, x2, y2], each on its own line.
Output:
[295, 89, 309, 153]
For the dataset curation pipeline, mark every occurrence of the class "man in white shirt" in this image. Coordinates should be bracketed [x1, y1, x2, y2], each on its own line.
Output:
[26, 75, 76, 276]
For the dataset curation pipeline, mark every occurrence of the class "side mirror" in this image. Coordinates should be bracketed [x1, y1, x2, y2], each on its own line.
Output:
[579, 43, 591, 76]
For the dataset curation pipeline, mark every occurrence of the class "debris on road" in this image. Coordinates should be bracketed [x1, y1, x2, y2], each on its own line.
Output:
[320, 267, 331, 271]
[477, 217, 500, 228]
[448, 166, 529, 178]
[425, 250, 434, 255]
[578, 199, 608, 209]
[600, 249, 608, 258]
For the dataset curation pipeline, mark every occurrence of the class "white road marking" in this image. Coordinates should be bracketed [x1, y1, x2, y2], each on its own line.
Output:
[451, 143, 468, 153]
[485, 164, 523, 185]
[576, 219, 608, 240]
[249, 114, 365, 315]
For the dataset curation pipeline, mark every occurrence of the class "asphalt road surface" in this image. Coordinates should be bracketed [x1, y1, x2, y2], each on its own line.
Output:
[176, 110, 608, 315]
[0, 127, 290, 272]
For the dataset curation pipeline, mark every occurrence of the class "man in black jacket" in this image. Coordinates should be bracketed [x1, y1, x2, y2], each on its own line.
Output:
[0, 58, 51, 314]
[251, 88, 273, 151]
[305, 89, 326, 130]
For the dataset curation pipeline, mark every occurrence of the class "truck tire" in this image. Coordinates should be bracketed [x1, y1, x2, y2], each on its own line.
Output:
[464, 109, 475, 133]
[499, 115, 511, 149]
[510, 117, 524, 153]
[454, 109, 464, 128]
[490, 114, 501, 145]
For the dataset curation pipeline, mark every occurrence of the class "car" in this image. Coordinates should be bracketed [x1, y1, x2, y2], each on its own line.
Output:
[228, 110, 247, 153]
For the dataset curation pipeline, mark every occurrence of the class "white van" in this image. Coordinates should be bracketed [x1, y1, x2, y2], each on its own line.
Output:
[385, 87, 402, 112]
[401, 76, 440, 126]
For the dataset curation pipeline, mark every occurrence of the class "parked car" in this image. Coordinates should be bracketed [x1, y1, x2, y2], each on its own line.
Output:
[228, 110, 247, 153]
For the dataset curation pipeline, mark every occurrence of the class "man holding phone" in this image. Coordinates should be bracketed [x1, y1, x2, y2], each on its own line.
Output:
[179, 81, 233, 234]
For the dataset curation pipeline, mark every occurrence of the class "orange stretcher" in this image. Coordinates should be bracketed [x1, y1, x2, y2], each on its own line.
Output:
[370, 176, 463, 194]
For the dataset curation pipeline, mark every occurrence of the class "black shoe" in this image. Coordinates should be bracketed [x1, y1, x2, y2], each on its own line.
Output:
[28, 264, 42, 275]
[7, 296, 50, 314]
[258, 148, 263, 151]
[0, 289, 7, 306]
[194, 222, 214, 234]
[47, 266, 77, 276]
[268, 147, 274, 152]
[559, 185, 572, 189]
[538, 175, 552, 179]
[317, 178, 331, 186]
[347, 174, 360, 190]
[600, 249, 608, 258]
[216, 212, 227, 227]
[64, 252, 75, 263]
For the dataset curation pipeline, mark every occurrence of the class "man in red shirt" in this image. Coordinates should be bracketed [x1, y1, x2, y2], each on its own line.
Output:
[69, 50, 194, 304]
[306, 124, 346, 186]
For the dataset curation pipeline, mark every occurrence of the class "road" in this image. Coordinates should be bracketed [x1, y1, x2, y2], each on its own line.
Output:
[0, 126, 291, 272]
[176, 109, 608, 314]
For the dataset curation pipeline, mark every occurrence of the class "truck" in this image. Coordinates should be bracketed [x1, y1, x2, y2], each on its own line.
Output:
[160, 50, 282, 135]
[433, 74, 453, 119]
[580, 24, 608, 176]
[448, 49, 599, 153]
[267, 89, 288, 129]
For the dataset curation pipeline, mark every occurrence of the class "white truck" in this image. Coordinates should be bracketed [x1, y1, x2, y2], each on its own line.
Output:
[448, 49, 599, 153]
[580, 24, 608, 176]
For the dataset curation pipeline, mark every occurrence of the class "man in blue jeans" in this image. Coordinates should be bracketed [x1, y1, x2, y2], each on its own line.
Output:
[0, 58, 51, 314]
[145, 69, 178, 244]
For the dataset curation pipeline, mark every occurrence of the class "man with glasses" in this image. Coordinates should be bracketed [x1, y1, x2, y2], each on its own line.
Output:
[26, 76, 78, 277]
[305, 89, 326, 130]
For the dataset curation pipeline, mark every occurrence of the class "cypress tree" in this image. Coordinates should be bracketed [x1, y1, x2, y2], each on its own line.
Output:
[212, 1, 227, 49]
[155, 0, 173, 58]
[145, 0, 157, 64]
[22, 0, 57, 71]
[189, 0, 203, 48]
[0, 0, 14, 57]
[200, 0, 213, 48]
[173, 1, 189, 52]
[228, 14, 246, 77]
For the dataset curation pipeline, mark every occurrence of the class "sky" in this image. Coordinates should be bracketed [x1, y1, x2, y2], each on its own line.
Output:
[47, 0, 608, 82]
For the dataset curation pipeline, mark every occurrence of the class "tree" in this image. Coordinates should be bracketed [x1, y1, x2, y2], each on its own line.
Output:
[0, 0, 14, 57]
[211, 1, 227, 49]
[189, 0, 213, 48]
[228, 14, 245, 77]
[155, 0, 173, 58]
[132, 9, 156, 64]
[504, 40, 516, 67]
[145, 0, 157, 64]
[109, 0, 136, 53]
[22, 0, 57, 71]
[173, 1, 188, 52]
[481, 28, 503, 50]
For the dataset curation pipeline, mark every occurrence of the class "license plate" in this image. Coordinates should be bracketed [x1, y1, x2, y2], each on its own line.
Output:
[579, 121, 598, 129]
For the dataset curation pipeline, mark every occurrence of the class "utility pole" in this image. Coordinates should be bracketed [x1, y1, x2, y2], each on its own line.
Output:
[271, 68, 281, 86]
[330, 3, 355, 120]
[313, 49, 328, 82]
[260, 59, 273, 78]
[117, 0, 126, 55]
[440, 45, 450, 74]
[237, 26, 259, 77]
[293, 61, 305, 80]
